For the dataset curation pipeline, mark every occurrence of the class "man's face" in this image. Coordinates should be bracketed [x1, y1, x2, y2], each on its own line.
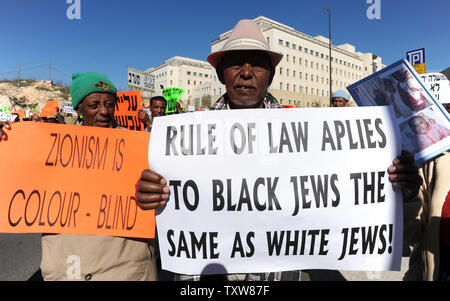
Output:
[151, 100, 166, 118]
[221, 50, 273, 109]
[77, 92, 116, 128]
[332, 97, 348, 107]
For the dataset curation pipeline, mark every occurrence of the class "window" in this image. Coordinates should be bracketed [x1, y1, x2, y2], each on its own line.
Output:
[279, 67, 283, 75]
[298, 46, 302, 51]
[205, 74, 208, 78]
[286, 54, 289, 62]
[286, 84, 290, 91]
[170, 70, 173, 75]
[199, 73, 203, 77]
[193, 72, 197, 76]
[187, 71, 191, 75]
[305, 73, 308, 81]
[321, 53, 324, 59]
[188, 80, 190, 85]
[285, 41, 290, 47]
[280, 82, 283, 90]
[316, 51, 319, 57]
[286, 69, 289, 76]
[293, 56, 296, 64]
[310, 49, 314, 55]
[293, 70, 296, 77]
[267, 37, 270, 43]
[279, 39, 283, 45]
[292, 44, 296, 49]
[305, 48, 308, 53]
[299, 72, 302, 79]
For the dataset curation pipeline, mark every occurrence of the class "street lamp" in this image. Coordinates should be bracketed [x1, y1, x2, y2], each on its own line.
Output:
[324, 8, 332, 107]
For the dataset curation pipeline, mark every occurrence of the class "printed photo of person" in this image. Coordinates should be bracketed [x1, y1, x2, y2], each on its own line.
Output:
[392, 69, 432, 113]
[401, 107, 450, 154]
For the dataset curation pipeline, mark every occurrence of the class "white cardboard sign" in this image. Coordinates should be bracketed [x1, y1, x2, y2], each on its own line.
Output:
[149, 106, 403, 275]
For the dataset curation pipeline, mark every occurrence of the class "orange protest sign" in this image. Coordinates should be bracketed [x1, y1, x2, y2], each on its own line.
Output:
[40, 100, 60, 118]
[115, 90, 144, 131]
[0, 122, 155, 238]
[12, 109, 25, 120]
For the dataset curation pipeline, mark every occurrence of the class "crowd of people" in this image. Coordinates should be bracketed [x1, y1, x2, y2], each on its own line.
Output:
[0, 19, 449, 281]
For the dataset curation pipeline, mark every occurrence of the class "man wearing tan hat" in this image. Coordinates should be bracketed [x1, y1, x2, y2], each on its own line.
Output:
[134, 19, 423, 281]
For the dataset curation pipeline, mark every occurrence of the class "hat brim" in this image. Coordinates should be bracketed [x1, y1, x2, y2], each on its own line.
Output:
[207, 47, 283, 69]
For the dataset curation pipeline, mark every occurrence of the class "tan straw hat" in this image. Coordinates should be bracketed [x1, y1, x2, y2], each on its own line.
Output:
[207, 19, 283, 69]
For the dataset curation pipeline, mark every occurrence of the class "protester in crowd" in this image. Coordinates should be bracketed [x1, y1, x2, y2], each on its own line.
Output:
[1, 72, 158, 281]
[31, 112, 41, 122]
[331, 90, 349, 107]
[135, 19, 423, 281]
[175, 101, 184, 114]
[140, 96, 167, 131]
[403, 151, 450, 281]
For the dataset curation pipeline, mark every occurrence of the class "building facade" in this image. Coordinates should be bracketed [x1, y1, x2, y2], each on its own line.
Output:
[145, 56, 214, 109]
[144, 16, 385, 109]
[210, 16, 385, 107]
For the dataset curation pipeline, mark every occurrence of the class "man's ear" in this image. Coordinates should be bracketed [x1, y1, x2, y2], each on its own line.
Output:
[267, 66, 275, 86]
[216, 64, 225, 84]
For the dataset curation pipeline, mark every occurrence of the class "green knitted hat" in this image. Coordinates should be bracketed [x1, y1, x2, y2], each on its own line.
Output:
[70, 72, 117, 109]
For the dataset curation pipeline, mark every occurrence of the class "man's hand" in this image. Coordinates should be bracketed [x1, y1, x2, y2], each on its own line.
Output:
[388, 150, 422, 202]
[138, 109, 151, 128]
[135, 169, 169, 210]
[0, 121, 11, 142]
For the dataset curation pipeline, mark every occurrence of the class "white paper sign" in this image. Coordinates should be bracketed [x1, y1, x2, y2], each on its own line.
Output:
[149, 107, 403, 275]
[0, 113, 18, 122]
[63, 102, 77, 115]
[419, 73, 450, 103]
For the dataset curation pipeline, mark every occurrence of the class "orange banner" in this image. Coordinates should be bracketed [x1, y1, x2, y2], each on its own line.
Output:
[0, 122, 155, 238]
[115, 90, 144, 131]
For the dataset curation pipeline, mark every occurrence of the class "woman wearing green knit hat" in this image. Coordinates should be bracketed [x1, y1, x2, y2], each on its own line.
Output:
[70, 72, 118, 128]
[39, 72, 159, 281]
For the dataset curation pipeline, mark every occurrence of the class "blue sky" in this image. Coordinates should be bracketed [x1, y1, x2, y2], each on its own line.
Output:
[0, 0, 448, 88]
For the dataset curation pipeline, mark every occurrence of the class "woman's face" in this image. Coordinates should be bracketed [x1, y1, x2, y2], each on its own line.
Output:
[76, 92, 116, 128]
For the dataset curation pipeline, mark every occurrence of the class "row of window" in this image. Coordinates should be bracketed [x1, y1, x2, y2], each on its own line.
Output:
[279, 81, 349, 94]
[278, 66, 362, 81]
[186, 71, 209, 78]
[275, 38, 362, 71]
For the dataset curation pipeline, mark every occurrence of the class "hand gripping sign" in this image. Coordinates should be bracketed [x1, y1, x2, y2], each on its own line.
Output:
[0, 122, 155, 238]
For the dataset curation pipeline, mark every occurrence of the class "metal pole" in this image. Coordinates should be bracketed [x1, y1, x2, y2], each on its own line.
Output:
[328, 8, 332, 107]
[18, 64, 20, 88]
[49, 63, 52, 82]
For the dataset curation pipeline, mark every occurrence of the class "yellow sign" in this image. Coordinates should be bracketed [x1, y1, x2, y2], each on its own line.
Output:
[413, 63, 426, 74]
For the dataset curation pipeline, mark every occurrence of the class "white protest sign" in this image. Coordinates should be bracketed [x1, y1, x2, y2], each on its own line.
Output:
[149, 106, 403, 275]
[419, 73, 450, 103]
[63, 102, 77, 115]
[0, 113, 18, 122]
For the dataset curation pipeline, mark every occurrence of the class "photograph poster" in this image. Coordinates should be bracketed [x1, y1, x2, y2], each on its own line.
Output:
[347, 59, 450, 163]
